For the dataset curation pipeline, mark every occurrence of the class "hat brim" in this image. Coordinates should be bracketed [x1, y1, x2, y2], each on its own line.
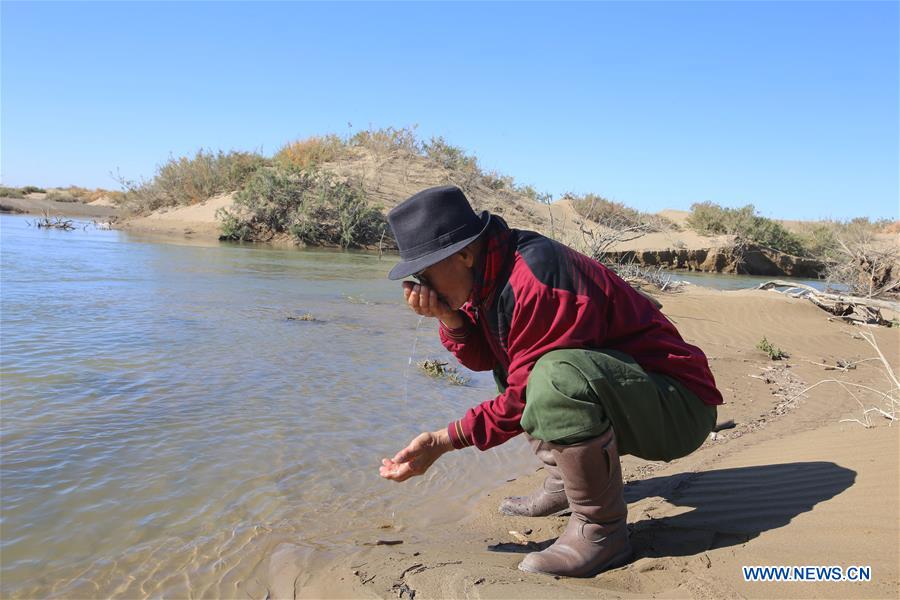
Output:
[387, 211, 492, 280]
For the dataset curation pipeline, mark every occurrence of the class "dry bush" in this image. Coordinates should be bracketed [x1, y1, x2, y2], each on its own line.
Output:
[880, 220, 900, 234]
[567, 193, 676, 233]
[794, 331, 898, 429]
[562, 193, 658, 263]
[611, 262, 683, 292]
[118, 149, 269, 213]
[55, 186, 124, 204]
[0, 186, 25, 198]
[350, 126, 420, 156]
[44, 190, 80, 203]
[274, 136, 344, 171]
[568, 193, 643, 226]
[577, 219, 656, 264]
[826, 234, 899, 298]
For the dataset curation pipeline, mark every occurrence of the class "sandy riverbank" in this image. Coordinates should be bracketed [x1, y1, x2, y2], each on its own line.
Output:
[281, 287, 898, 599]
[0, 194, 120, 220]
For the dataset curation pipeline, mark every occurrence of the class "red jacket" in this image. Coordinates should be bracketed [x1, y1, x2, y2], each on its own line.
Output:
[441, 218, 723, 451]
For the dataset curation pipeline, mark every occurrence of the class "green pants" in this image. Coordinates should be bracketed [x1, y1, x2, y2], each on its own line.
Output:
[507, 349, 716, 462]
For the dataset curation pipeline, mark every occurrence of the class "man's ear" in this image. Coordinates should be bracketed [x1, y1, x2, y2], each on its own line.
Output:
[457, 243, 478, 268]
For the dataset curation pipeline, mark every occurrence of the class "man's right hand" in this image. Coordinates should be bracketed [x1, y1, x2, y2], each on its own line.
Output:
[402, 281, 464, 329]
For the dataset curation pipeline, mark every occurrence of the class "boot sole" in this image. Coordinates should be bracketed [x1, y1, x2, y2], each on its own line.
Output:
[517, 547, 632, 578]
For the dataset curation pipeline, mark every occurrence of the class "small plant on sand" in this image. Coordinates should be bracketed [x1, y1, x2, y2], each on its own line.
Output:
[757, 336, 788, 360]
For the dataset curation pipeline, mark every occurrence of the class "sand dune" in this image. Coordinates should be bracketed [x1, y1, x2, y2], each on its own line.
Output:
[115, 193, 234, 238]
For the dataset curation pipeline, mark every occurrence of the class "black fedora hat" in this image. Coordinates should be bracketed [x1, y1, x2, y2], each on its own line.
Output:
[386, 185, 491, 280]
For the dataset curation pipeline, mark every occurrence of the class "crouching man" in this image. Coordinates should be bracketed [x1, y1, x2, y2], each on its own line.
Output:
[379, 186, 722, 578]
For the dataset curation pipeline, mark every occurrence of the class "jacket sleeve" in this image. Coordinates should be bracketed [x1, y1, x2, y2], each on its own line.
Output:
[447, 269, 609, 451]
[438, 305, 497, 372]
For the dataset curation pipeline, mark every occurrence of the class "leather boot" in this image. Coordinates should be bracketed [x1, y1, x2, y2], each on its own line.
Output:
[518, 428, 631, 577]
[499, 434, 570, 517]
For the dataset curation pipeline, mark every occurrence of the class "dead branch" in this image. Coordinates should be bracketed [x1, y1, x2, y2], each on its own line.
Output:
[759, 280, 899, 326]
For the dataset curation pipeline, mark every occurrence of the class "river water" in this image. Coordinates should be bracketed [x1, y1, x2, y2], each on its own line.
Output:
[0, 214, 533, 598]
[0, 213, 826, 597]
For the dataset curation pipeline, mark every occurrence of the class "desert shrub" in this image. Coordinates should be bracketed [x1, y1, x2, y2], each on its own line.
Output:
[796, 222, 840, 261]
[350, 126, 420, 155]
[567, 193, 680, 232]
[58, 186, 123, 203]
[44, 191, 80, 202]
[517, 185, 539, 201]
[570, 194, 641, 225]
[121, 149, 269, 213]
[274, 136, 343, 171]
[21, 185, 46, 194]
[217, 209, 256, 242]
[644, 213, 681, 232]
[0, 187, 25, 198]
[880, 220, 900, 234]
[825, 235, 898, 297]
[422, 136, 479, 172]
[218, 167, 386, 248]
[482, 170, 515, 191]
[687, 202, 805, 256]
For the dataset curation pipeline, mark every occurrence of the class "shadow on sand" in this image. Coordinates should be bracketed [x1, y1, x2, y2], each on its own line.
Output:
[489, 462, 856, 559]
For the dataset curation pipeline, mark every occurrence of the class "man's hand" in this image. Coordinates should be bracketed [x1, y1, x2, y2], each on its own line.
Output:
[402, 282, 464, 329]
[379, 428, 454, 482]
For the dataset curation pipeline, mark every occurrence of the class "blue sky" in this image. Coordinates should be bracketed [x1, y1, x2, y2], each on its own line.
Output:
[2, 1, 897, 220]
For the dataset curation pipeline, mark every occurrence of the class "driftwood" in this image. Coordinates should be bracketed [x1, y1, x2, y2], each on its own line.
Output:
[758, 280, 899, 326]
[28, 210, 76, 230]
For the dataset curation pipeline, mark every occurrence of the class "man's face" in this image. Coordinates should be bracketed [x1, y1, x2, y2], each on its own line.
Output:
[414, 251, 476, 311]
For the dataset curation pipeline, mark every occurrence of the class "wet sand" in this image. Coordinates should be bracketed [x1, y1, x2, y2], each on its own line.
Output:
[288, 287, 898, 599]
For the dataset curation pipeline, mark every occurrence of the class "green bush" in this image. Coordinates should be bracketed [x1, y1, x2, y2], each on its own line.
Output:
[687, 202, 805, 256]
[21, 186, 46, 194]
[218, 167, 386, 249]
